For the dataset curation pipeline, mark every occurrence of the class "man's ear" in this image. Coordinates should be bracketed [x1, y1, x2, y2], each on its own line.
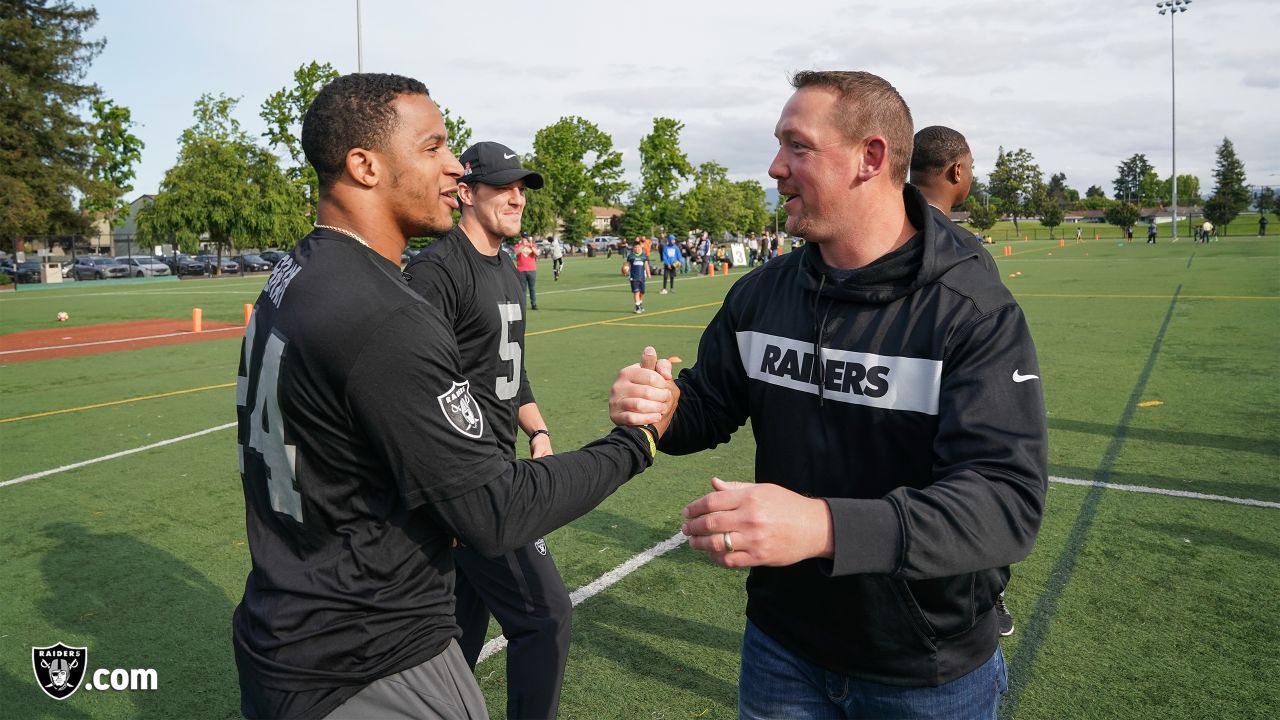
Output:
[946, 161, 963, 186]
[457, 182, 475, 208]
[858, 136, 889, 181]
[344, 148, 380, 189]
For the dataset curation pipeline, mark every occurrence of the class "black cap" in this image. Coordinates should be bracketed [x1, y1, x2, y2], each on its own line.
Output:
[457, 141, 544, 189]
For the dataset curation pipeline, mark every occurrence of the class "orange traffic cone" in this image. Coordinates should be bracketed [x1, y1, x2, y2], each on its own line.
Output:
[708, 263, 715, 276]
[1059, 238, 1065, 248]
[721, 262, 729, 275]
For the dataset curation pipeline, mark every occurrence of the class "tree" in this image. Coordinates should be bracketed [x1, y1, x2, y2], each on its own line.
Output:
[260, 61, 339, 225]
[637, 117, 694, 233]
[618, 194, 653, 239]
[1206, 137, 1249, 233]
[1035, 184, 1064, 232]
[1113, 154, 1160, 206]
[440, 106, 471, 159]
[0, 0, 105, 241]
[528, 116, 627, 243]
[1046, 173, 1069, 205]
[1104, 202, 1140, 235]
[138, 94, 309, 268]
[520, 162, 558, 238]
[80, 98, 144, 231]
[734, 180, 770, 235]
[965, 197, 998, 233]
[1158, 174, 1202, 207]
[1086, 185, 1106, 199]
[988, 147, 1042, 233]
[1255, 187, 1275, 218]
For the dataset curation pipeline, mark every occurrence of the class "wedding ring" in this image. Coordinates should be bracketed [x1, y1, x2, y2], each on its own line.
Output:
[723, 532, 734, 553]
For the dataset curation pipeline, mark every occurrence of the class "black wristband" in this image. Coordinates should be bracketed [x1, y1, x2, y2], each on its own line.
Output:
[637, 424, 659, 459]
[528, 429, 550, 444]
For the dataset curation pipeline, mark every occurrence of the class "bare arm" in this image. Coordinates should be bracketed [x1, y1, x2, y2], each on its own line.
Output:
[519, 402, 553, 458]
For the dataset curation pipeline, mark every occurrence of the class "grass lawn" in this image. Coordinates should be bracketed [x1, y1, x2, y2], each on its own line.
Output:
[1, 237, 1276, 718]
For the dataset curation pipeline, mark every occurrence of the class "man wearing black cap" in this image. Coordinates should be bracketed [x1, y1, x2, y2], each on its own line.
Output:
[402, 141, 571, 719]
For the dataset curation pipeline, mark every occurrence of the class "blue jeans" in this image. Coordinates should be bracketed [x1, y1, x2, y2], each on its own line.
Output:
[738, 620, 1006, 720]
[519, 270, 537, 308]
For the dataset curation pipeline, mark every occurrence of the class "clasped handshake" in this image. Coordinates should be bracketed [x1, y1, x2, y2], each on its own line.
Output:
[607, 347, 835, 569]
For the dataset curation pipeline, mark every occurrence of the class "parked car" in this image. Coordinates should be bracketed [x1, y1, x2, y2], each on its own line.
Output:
[2, 259, 44, 283]
[160, 253, 206, 276]
[587, 235, 620, 252]
[258, 249, 287, 266]
[71, 256, 129, 280]
[233, 254, 272, 272]
[193, 254, 240, 275]
[121, 256, 172, 277]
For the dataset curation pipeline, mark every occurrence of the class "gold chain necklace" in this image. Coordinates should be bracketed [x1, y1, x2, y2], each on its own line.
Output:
[314, 224, 370, 248]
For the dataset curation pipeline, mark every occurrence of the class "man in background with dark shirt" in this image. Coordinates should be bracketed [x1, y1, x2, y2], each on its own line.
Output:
[910, 124, 1018, 638]
[233, 73, 673, 720]
[403, 141, 571, 719]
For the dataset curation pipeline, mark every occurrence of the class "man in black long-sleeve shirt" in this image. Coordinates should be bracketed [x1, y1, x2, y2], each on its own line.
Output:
[617, 71, 1047, 720]
[232, 73, 672, 720]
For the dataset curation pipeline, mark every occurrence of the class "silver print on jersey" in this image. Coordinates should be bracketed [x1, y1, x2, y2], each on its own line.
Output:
[735, 330, 942, 415]
[437, 380, 485, 438]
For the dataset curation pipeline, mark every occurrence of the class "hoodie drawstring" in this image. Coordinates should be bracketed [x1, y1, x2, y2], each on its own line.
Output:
[813, 274, 830, 406]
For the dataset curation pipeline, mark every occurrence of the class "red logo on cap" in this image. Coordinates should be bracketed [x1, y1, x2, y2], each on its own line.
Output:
[463, 161, 471, 175]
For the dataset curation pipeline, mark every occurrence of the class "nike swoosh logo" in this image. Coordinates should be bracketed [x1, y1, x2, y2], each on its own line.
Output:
[1012, 370, 1039, 383]
[503, 153, 518, 159]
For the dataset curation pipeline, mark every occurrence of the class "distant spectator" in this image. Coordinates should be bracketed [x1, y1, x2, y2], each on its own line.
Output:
[516, 236, 538, 309]
[1147, 219, 1157, 244]
[1259, 215, 1268, 237]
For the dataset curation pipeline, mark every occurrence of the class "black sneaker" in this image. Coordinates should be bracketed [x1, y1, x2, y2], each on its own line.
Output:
[995, 595, 1015, 637]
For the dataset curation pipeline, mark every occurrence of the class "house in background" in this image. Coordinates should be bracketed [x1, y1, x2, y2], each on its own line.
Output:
[591, 206, 623, 234]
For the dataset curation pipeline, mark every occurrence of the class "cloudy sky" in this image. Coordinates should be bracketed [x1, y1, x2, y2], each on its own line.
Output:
[87, 0, 1278, 203]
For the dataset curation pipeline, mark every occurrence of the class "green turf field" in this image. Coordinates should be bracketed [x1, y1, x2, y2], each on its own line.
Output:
[1, 237, 1277, 719]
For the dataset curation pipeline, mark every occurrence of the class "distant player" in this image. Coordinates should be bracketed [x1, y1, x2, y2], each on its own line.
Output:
[403, 140, 571, 719]
[911, 124, 1017, 637]
[660, 234, 683, 294]
[549, 236, 565, 280]
[622, 240, 652, 313]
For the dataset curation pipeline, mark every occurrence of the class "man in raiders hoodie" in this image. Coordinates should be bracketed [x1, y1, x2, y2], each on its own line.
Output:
[616, 72, 1048, 718]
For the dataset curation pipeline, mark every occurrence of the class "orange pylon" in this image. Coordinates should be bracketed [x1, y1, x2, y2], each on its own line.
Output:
[721, 262, 729, 275]
[192, 307, 203, 333]
[1059, 238, 1065, 248]
[708, 263, 715, 276]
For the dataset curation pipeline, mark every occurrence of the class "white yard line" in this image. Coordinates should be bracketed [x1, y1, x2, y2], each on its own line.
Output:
[0, 423, 236, 488]
[476, 531, 689, 664]
[1048, 475, 1280, 509]
[0, 326, 241, 355]
[4, 423, 1277, 671]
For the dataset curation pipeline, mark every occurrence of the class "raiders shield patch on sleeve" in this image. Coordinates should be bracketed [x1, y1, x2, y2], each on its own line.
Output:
[437, 380, 484, 439]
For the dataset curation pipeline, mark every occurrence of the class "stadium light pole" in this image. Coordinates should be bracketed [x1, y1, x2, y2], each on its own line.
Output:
[1157, 0, 1190, 240]
[356, 0, 364, 72]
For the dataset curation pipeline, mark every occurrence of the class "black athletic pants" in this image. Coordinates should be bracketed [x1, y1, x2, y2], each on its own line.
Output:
[663, 264, 676, 289]
[454, 540, 571, 720]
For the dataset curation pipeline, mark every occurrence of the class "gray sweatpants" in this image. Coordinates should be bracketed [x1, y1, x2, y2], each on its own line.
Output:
[324, 641, 488, 719]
